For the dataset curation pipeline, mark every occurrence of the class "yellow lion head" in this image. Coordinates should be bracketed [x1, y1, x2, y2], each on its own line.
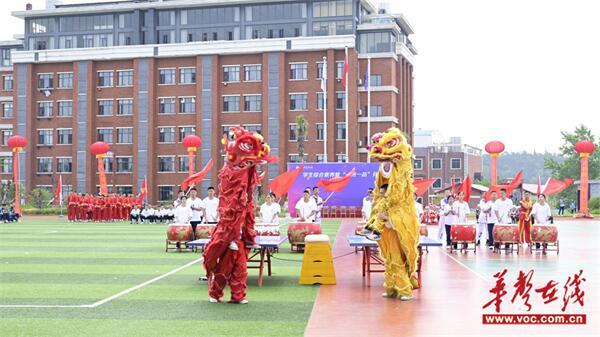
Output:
[368, 127, 413, 162]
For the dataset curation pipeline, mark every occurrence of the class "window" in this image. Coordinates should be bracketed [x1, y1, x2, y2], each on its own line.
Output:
[158, 156, 175, 172]
[244, 95, 261, 112]
[117, 99, 133, 116]
[1, 130, 13, 145]
[336, 92, 346, 110]
[336, 122, 346, 140]
[58, 73, 73, 89]
[37, 102, 53, 117]
[118, 70, 134, 87]
[244, 65, 261, 81]
[97, 128, 113, 144]
[116, 157, 133, 173]
[58, 101, 72, 117]
[290, 63, 307, 80]
[178, 156, 189, 172]
[2, 103, 13, 118]
[56, 157, 72, 173]
[0, 157, 12, 173]
[453, 177, 462, 185]
[116, 185, 133, 195]
[159, 68, 176, 85]
[288, 154, 308, 163]
[316, 123, 324, 141]
[336, 61, 344, 79]
[179, 97, 196, 113]
[117, 127, 133, 144]
[414, 158, 423, 170]
[97, 71, 113, 87]
[3, 75, 13, 90]
[223, 96, 240, 112]
[158, 11, 176, 26]
[432, 159, 442, 170]
[432, 178, 442, 189]
[1, 49, 13, 67]
[317, 92, 325, 110]
[38, 73, 53, 89]
[367, 105, 383, 117]
[178, 126, 196, 142]
[289, 124, 299, 141]
[359, 31, 394, 53]
[37, 157, 52, 174]
[313, 0, 353, 17]
[159, 97, 175, 114]
[370, 74, 382, 86]
[336, 154, 348, 163]
[37, 129, 53, 146]
[97, 99, 113, 116]
[317, 62, 325, 80]
[451, 158, 462, 169]
[101, 157, 114, 173]
[316, 154, 326, 163]
[223, 66, 240, 82]
[244, 124, 261, 133]
[289, 93, 307, 111]
[179, 68, 196, 84]
[57, 129, 72, 145]
[158, 127, 175, 143]
[158, 186, 174, 201]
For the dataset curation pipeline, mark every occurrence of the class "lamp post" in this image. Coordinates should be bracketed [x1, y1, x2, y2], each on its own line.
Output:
[90, 141, 110, 195]
[574, 140, 595, 218]
[7, 135, 27, 215]
[182, 135, 202, 177]
[485, 140, 505, 186]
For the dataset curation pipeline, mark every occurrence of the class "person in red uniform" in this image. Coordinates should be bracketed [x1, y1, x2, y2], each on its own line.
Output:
[80, 194, 90, 221]
[67, 193, 77, 221]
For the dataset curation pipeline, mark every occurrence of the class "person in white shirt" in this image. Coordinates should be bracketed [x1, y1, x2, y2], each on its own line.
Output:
[140, 206, 152, 223]
[295, 189, 318, 222]
[476, 198, 488, 245]
[260, 192, 281, 224]
[443, 195, 456, 247]
[130, 205, 140, 223]
[312, 187, 324, 222]
[494, 189, 514, 224]
[438, 190, 450, 240]
[362, 188, 374, 220]
[531, 194, 553, 251]
[187, 187, 205, 233]
[202, 186, 220, 224]
[483, 191, 499, 249]
[415, 194, 424, 223]
[173, 196, 193, 224]
[173, 190, 185, 208]
[164, 207, 174, 223]
[452, 191, 471, 223]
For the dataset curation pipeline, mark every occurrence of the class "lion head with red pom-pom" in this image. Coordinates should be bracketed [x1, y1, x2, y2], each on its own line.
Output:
[222, 126, 278, 169]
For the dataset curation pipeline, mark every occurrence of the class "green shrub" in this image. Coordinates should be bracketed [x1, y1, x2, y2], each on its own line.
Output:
[22, 207, 64, 215]
[589, 196, 600, 211]
[28, 188, 54, 209]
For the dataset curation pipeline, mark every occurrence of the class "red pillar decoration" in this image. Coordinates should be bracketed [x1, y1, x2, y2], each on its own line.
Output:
[182, 135, 202, 177]
[574, 140, 595, 218]
[7, 135, 27, 215]
[485, 141, 505, 186]
[90, 141, 110, 195]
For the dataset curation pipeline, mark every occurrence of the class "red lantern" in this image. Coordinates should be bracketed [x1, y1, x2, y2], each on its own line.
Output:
[90, 141, 110, 156]
[574, 140, 595, 155]
[182, 135, 202, 152]
[7, 135, 28, 150]
[485, 140, 505, 155]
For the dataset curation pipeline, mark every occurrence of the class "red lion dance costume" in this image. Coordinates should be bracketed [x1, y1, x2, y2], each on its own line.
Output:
[203, 126, 276, 304]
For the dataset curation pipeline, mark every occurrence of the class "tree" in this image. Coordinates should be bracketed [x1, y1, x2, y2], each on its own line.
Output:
[28, 188, 53, 209]
[544, 125, 600, 205]
[296, 114, 309, 162]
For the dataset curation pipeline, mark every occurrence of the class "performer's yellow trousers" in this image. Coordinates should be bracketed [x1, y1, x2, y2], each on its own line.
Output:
[378, 227, 418, 297]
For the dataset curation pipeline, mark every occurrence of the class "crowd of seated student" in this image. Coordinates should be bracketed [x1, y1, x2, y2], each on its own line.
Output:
[130, 205, 175, 224]
[0, 205, 20, 222]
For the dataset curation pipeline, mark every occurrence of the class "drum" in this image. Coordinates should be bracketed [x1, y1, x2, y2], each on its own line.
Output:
[287, 222, 322, 251]
[194, 224, 215, 239]
[531, 225, 558, 243]
[255, 223, 281, 236]
[450, 224, 476, 242]
[167, 224, 193, 242]
[493, 224, 519, 243]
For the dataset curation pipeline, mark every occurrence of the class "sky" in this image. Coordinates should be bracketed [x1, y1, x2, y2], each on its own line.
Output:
[1, 0, 600, 153]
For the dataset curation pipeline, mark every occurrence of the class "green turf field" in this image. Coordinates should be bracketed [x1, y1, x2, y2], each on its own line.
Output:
[0, 218, 341, 337]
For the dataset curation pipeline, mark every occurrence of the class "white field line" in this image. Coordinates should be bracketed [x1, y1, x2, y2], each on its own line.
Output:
[440, 250, 491, 282]
[0, 257, 202, 309]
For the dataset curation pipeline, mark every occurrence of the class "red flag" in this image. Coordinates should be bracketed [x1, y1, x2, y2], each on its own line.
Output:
[507, 170, 523, 194]
[137, 176, 147, 205]
[342, 48, 349, 89]
[458, 176, 472, 202]
[181, 159, 214, 191]
[316, 168, 355, 192]
[55, 175, 63, 206]
[543, 177, 574, 196]
[413, 178, 437, 197]
[268, 164, 304, 198]
[537, 175, 542, 195]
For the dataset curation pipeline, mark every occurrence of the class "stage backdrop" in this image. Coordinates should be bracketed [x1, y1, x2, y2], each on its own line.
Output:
[287, 162, 379, 217]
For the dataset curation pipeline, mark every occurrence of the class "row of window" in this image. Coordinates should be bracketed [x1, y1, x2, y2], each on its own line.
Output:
[36, 70, 133, 90]
[289, 122, 347, 141]
[288, 153, 348, 163]
[413, 158, 463, 171]
[35, 99, 134, 118]
[156, 126, 196, 144]
[33, 156, 133, 174]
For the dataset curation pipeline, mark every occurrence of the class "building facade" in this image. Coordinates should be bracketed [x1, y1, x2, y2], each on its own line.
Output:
[413, 130, 483, 205]
[0, 0, 416, 203]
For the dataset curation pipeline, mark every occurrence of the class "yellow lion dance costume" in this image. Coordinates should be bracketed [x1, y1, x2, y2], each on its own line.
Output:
[367, 127, 420, 299]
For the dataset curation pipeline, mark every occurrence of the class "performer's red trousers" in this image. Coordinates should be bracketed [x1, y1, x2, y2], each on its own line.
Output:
[67, 206, 75, 221]
[519, 220, 531, 244]
[208, 241, 248, 302]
